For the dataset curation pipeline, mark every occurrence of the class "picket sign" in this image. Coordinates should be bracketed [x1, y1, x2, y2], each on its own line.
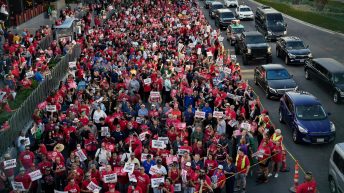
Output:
[150, 91, 160, 99]
[103, 173, 117, 183]
[136, 117, 143, 124]
[223, 67, 231, 74]
[128, 173, 137, 182]
[151, 177, 165, 188]
[151, 140, 166, 149]
[141, 153, 153, 162]
[178, 147, 190, 156]
[174, 183, 182, 191]
[28, 170, 42, 181]
[75, 150, 87, 162]
[197, 48, 202, 55]
[69, 61, 77, 68]
[229, 120, 239, 127]
[46, 105, 57, 112]
[11, 181, 25, 191]
[139, 131, 149, 141]
[178, 43, 184, 52]
[195, 111, 205, 119]
[101, 127, 109, 136]
[3, 159, 16, 169]
[87, 181, 101, 191]
[54, 190, 68, 193]
[123, 163, 135, 173]
[213, 111, 224, 119]
[158, 137, 169, 144]
[240, 122, 251, 131]
[144, 78, 152, 85]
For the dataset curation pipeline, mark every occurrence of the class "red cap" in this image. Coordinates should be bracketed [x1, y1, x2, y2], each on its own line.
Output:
[109, 184, 115, 189]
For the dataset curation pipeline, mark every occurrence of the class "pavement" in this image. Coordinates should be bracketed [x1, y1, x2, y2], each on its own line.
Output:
[199, 0, 344, 192]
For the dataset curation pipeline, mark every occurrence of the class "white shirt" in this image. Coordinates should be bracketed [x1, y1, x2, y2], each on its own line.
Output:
[93, 110, 107, 123]
[95, 148, 110, 164]
[149, 165, 167, 176]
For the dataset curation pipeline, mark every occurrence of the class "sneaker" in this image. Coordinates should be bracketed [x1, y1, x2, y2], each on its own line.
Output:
[268, 173, 272, 177]
[274, 173, 279, 178]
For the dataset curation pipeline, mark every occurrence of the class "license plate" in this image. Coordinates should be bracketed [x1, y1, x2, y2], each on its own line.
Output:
[317, 138, 324, 143]
[300, 59, 305, 63]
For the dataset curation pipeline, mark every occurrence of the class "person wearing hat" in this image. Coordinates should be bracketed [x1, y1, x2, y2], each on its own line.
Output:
[127, 178, 143, 193]
[211, 165, 226, 193]
[106, 184, 120, 193]
[296, 171, 317, 193]
[235, 148, 250, 193]
[133, 167, 150, 193]
[142, 154, 156, 175]
[149, 159, 167, 177]
[181, 162, 195, 193]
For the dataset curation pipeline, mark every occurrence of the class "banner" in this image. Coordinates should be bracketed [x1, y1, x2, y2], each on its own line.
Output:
[103, 173, 117, 183]
[151, 140, 166, 149]
[213, 111, 224, 119]
[123, 163, 135, 173]
[195, 111, 205, 119]
[87, 181, 101, 191]
[75, 150, 87, 162]
[3, 159, 16, 169]
[151, 177, 165, 188]
[11, 181, 25, 191]
[28, 170, 42, 181]
[46, 105, 57, 112]
[150, 91, 160, 99]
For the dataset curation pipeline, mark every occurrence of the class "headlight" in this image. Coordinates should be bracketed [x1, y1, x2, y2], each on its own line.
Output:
[298, 125, 308, 134]
[288, 53, 296, 58]
[330, 121, 336, 132]
[283, 30, 287, 35]
[308, 53, 313, 58]
[268, 46, 271, 53]
[268, 31, 272, 35]
[269, 87, 277, 93]
[247, 48, 251, 54]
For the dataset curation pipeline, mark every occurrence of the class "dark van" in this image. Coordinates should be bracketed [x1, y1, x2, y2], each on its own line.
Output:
[255, 6, 287, 41]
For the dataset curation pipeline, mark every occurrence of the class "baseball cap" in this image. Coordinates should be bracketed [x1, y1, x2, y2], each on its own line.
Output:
[185, 162, 191, 167]
[218, 165, 223, 170]
[157, 159, 162, 164]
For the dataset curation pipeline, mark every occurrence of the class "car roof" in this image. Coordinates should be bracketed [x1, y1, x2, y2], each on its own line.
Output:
[279, 36, 302, 42]
[257, 6, 280, 14]
[217, 8, 232, 13]
[261, 64, 285, 70]
[243, 31, 262, 36]
[238, 5, 250, 8]
[211, 2, 223, 5]
[286, 91, 321, 106]
[312, 58, 344, 73]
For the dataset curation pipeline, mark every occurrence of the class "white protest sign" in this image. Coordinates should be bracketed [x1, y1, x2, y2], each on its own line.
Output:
[46, 105, 57, 112]
[69, 61, 77, 68]
[240, 122, 251, 130]
[141, 153, 153, 162]
[213, 111, 224, 119]
[207, 52, 213, 57]
[87, 181, 101, 191]
[28, 170, 42, 181]
[123, 163, 135, 173]
[103, 173, 117, 183]
[128, 173, 137, 182]
[144, 78, 152, 85]
[101, 127, 109, 136]
[136, 117, 143, 124]
[229, 120, 239, 127]
[150, 91, 160, 99]
[224, 67, 231, 74]
[178, 148, 190, 156]
[11, 181, 25, 191]
[197, 48, 202, 55]
[3, 159, 16, 169]
[151, 177, 165, 188]
[75, 150, 87, 162]
[174, 183, 182, 191]
[152, 140, 166, 149]
[195, 111, 205, 119]
[158, 137, 169, 144]
[178, 43, 184, 52]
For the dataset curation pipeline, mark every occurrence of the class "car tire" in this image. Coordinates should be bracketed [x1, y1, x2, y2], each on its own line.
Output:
[329, 176, 338, 193]
[279, 110, 284, 123]
[305, 69, 311, 80]
[285, 56, 290, 65]
[333, 92, 340, 104]
[242, 54, 248, 65]
[292, 128, 300, 144]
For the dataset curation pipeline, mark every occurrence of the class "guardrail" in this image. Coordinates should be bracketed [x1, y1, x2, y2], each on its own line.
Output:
[0, 44, 81, 155]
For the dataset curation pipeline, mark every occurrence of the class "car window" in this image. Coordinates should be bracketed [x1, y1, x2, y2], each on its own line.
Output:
[284, 95, 294, 113]
[295, 104, 327, 120]
[240, 7, 251, 12]
[333, 151, 344, 175]
[212, 4, 224, 9]
[246, 35, 266, 44]
[222, 12, 234, 18]
[232, 28, 244, 34]
[266, 69, 290, 80]
[286, 41, 305, 50]
[315, 63, 328, 75]
[333, 73, 344, 84]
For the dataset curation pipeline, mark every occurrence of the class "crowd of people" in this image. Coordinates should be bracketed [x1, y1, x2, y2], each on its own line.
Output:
[0, 0, 318, 193]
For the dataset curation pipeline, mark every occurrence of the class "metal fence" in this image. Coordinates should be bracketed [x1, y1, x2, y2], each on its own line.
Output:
[0, 45, 81, 155]
[38, 34, 54, 50]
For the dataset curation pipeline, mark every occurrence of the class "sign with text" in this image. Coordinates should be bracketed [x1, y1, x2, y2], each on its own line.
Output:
[87, 181, 101, 191]
[103, 173, 117, 183]
[178, 147, 190, 156]
[144, 78, 152, 85]
[152, 140, 166, 149]
[123, 163, 135, 173]
[213, 111, 224, 119]
[195, 111, 205, 119]
[101, 127, 109, 136]
[150, 91, 160, 99]
[75, 150, 87, 162]
[151, 177, 165, 188]
[28, 170, 42, 181]
[11, 181, 25, 191]
[158, 137, 169, 144]
[46, 105, 57, 112]
[3, 159, 16, 169]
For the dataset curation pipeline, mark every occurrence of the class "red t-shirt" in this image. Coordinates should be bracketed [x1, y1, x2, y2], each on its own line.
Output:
[296, 180, 317, 193]
[128, 186, 143, 193]
[19, 151, 35, 169]
[15, 173, 32, 189]
[64, 183, 80, 193]
[135, 172, 150, 193]
[236, 155, 250, 174]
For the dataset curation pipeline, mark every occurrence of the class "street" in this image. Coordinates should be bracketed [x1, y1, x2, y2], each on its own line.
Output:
[199, 0, 344, 192]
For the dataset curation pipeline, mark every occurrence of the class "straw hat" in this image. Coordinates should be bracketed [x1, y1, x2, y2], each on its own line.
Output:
[54, 143, 65, 152]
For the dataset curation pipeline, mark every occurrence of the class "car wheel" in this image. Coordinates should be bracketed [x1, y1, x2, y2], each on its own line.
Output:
[292, 128, 300, 144]
[242, 54, 248, 65]
[285, 56, 290, 65]
[279, 110, 284, 123]
[333, 92, 340, 104]
[329, 176, 338, 193]
[305, 69, 311, 80]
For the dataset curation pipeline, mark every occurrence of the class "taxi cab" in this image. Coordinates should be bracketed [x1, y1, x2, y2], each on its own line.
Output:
[226, 20, 245, 46]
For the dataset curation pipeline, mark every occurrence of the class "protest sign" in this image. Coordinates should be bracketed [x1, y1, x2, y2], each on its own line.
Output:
[101, 127, 109, 136]
[11, 181, 25, 191]
[151, 177, 165, 188]
[149, 166, 160, 175]
[150, 91, 160, 99]
[75, 150, 87, 162]
[68, 61, 76, 68]
[178, 147, 190, 156]
[195, 111, 205, 119]
[224, 67, 231, 74]
[139, 131, 149, 141]
[144, 78, 152, 85]
[136, 116, 143, 124]
[174, 184, 182, 191]
[3, 159, 16, 169]
[229, 120, 239, 127]
[87, 181, 101, 191]
[178, 43, 184, 52]
[128, 173, 137, 182]
[103, 173, 117, 183]
[28, 170, 42, 181]
[141, 153, 153, 162]
[207, 52, 213, 57]
[46, 105, 57, 112]
[240, 122, 251, 131]
[213, 111, 224, 119]
[54, 190, 68, 193]
[175, 122, 186, 130]
[158, 137, 169, 144]
[197, 48, 202, 55]
[123, 163, 135, 173]
[152, 140, 166, 149]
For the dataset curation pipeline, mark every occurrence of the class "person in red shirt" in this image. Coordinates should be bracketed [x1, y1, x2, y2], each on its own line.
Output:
[296, 172, 317, 193]
[64, 179, 80, 193]
[211, 165, 226, 193]
[54, 156, 67, 190]
[19, 146, 35, 169]
[270, 141, 283, 178]
[257, 140, 271, 182]
[106, 184, 120, 193]
[14, 168, 32, 190]
[235, 148, 250, 193]
[127, 179, 143, 193]
[80, 172, 99, 193]
[134, 167, 150, 193]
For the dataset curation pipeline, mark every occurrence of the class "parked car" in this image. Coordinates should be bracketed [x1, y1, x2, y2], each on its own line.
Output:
[235, 5, 254, 20]
[329, 143, 344, 193]
[255, 5, 287, 41]
[226, 20, 245, 45]
[276, 36, 312, 65]
[209, 2, 225, 18]
[279, 91, 336, 143]
[254, 64, 298, 98]
[234, 31, 272, 65]
[205, 0, 216, 9]
[224, 0, 239, 7]
[304, 58, 344, 103]
[214, 9, 236, 29]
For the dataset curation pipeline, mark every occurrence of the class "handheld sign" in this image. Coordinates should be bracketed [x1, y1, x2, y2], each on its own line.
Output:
[75, 150, 87, 162]
[123, 163, 135, 173]
[144, 78, 152, 85]
[103, 173, 117, 183]
[101, 127, 109, 136]
[158, 137, 169, 144]
[151, 177, 165, 188]
[11, 181, 25, 191]
[28, 170, 42, 181]
[46, 105, 57, 112]
[195, 111, 205, 119]
[213, 111, 224, 119]
[150, 91, 160, 99]
[87, 181, 101, 191]
[152, 140, 166, 149]
[3, 159, 16, 169]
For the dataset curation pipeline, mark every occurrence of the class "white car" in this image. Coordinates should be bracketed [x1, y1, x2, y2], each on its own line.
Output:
[235, 5, 254, 20]
[224, 0, 238, 7]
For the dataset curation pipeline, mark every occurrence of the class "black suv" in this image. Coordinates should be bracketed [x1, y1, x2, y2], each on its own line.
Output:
[214, 9, 236, 29]
[304, 58, 344, 103]
[276, 36, 312, 65]
[234, 31, 272, 65]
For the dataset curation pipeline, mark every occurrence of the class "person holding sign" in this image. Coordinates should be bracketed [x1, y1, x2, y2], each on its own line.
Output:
[127, 178, 143, 193]
[80, 172, 99, 193]
[64, 178, 80, 193]
[133, 167, 150, 193]
[19, 146, 35, 169]
[14, 168, 32, 192]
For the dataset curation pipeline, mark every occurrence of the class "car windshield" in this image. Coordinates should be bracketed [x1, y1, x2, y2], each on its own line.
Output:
[232, 27, 244, 33]
[267, 13, 284, 27]
[246, 35, 266, 44]
[286, 41, 305, 49]
[240, 7, 251, 12]
[222, 12, 234, 18]
[266, 69, 290, 80]
[296, 105, 327, 120]
[333, 73, 344, 84]
[212, 4, 224, 9]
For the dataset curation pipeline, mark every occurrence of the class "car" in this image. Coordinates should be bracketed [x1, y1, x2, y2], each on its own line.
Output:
[254, 64, 298, 98]
[276, 36, 312, 65]
[255, 6, 287, 41]
[235, 5, 254, 20]
[329, 143, 344, 193]
[304, 58, 344, 103]
[226, 20, 245, 45]
[224, 0, 238, 7]
[234, 31, 272, 65]
[205, 0, 216, 9]
[214, 9, 236, 29]
[209, 2, 224, 18]
[279, 91, 336, 144]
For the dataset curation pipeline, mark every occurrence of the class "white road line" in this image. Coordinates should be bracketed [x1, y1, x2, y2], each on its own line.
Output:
[247, 0, 344, 37]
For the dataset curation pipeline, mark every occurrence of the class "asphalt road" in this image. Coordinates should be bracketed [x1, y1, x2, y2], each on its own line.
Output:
[199, 0, 344, 192]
